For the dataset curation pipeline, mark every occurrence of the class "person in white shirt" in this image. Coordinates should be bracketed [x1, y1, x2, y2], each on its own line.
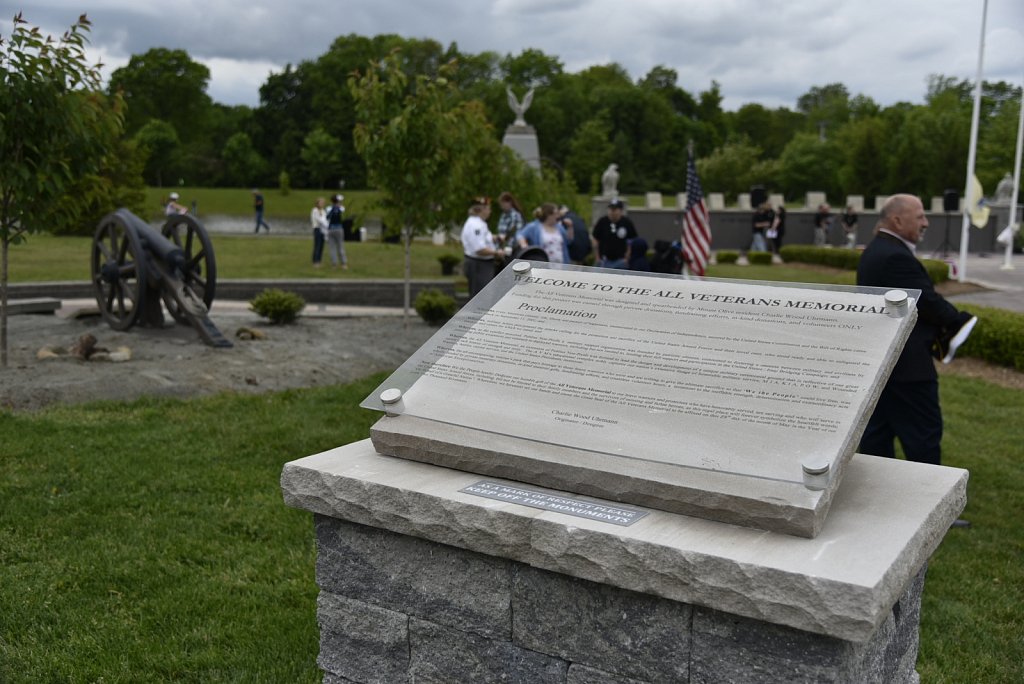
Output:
[310, 197, 328, 267]
[460, 196, 497, 297]
[165, 192, 187, 216]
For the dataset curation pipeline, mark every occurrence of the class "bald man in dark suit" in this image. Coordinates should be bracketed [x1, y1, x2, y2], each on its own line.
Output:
[857, 194, 974, 465]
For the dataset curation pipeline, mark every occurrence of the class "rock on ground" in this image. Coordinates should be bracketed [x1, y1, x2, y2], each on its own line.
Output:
[1, 311, 438, 412]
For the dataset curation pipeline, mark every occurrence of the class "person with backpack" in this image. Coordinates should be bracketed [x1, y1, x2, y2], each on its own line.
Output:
[326, 194, 348, 269]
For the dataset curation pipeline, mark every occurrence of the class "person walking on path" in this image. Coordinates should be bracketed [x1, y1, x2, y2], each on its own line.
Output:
[857, 193, 976, 466]
[325, 194, 348, 269]
[252, 189, 271, 233]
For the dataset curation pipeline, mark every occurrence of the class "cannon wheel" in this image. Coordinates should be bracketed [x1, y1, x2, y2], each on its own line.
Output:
[161, 214, 217, 324]
[91, 213, 147, 330]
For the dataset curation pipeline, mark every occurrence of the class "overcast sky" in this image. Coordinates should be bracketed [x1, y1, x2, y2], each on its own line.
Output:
[6, 0, 1023, 111]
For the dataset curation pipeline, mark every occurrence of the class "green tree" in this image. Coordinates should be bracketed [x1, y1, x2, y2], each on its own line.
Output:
[44, 135, 147, 236]
[1, 13, 124, 367]
[797, 83, 851, 139]
[697, 140, 765, 201]
[301, 127, 343, 188]
[566, 117, 614, 194]
[107, 47, 211, 143]
[349, 50, 504, 316]
[836, 116, 890, 198]
[777, 132, 840, 202]
[133, 118, 180, 186]
[221, 132, 265, 187]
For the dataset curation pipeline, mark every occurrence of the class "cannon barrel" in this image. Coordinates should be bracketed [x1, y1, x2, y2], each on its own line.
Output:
[91, 208, 230, 347]
[114, 208, 186, 277]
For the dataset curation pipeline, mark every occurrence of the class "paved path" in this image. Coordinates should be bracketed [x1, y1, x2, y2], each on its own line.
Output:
[946, 253, 1024, 313]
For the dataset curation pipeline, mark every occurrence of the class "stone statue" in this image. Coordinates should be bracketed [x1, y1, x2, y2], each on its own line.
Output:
[601, 163, 620, 197]
[995, 172, 1014, 204]
[506, 86, 534, 128]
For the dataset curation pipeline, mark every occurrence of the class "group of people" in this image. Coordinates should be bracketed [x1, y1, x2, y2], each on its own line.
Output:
[309, 194, 349, 269]
[462, 194, 658, 297]
[812, 203, 860, 248]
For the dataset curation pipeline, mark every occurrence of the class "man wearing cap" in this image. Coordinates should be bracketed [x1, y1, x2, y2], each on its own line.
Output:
[460, 197, 497, 297]
[857, 193, 975, 466]
[591, 199, 637, 269]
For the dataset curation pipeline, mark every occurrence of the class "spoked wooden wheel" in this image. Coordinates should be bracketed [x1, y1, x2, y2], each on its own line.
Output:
[91, 213, 147, 330]
[161, 214, 217, 324]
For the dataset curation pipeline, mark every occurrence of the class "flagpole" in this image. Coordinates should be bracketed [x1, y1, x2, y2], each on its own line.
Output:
[958, 0, 988, 282]
[1001, 81, 1024, 270]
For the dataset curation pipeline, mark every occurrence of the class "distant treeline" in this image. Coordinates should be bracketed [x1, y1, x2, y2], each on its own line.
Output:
[109, 35, 1021, 202]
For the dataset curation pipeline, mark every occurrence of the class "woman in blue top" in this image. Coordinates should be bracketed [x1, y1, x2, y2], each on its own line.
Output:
[517, 203, 573, 264]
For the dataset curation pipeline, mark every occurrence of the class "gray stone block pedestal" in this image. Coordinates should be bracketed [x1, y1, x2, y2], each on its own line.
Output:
[282, 440, 966, 683]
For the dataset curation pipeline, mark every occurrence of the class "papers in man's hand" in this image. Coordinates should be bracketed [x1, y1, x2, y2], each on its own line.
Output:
[943, 315, 978, 364]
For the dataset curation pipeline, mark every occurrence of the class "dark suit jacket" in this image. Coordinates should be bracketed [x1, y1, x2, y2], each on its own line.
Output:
[857, 232, 963, 383]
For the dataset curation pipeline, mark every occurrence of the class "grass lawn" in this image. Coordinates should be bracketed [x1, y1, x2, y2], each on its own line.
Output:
[0, 373, 1020, 681]
[6, 234, 465, 283]
[139, 188, 614, 226]
[8, 234, 858, 286]
[142, 188, 385, 224]
[0, 376, 387, 682]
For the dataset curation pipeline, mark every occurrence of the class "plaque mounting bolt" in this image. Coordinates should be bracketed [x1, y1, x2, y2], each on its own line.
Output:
[884, 290, 909, 317]
[801, 458, 831, 491]
[512, 261, 532, 275]
[380, 388, 404, 417]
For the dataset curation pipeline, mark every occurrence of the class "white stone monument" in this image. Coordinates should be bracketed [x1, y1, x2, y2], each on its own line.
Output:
[502, 86, 540, 171]
[600, 164, 620, 198]
[708, 193, 725, 210]
[846, 195, 865, 212]
[737, 193, 751, 210]
[806, 191, 827, 208]
[645, 192, 663, 209]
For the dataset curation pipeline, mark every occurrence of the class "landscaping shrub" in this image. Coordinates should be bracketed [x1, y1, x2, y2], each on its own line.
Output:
[414, 288, 457, 326]
[437, 253, 461, 276]
[716, 250, 739, 264]
[747, 250, 773, 265]
[920, 258, 951, 284]
[778, 244, 949, 283]
[249, 288, 306, 324]
[958, 304, 1024, 372]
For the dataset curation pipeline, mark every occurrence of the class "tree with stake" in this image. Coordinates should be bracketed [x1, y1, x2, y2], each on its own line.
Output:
[0, 13, 125, 368]
[349, 50, 501, 318]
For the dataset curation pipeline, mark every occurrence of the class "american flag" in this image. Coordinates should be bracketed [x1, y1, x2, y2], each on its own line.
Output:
[681, 150, 711, 276]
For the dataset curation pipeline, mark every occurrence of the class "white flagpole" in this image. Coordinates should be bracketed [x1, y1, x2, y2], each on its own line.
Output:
[1001, 82, 1024, 270]
[958, 0, 988, 283]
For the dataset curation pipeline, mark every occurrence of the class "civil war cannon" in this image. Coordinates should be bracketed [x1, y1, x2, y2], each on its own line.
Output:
[90, 209, 232, 348]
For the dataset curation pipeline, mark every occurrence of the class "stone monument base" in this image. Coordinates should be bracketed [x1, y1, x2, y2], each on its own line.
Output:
[282, 440, 966, 682]
[502, 125, 540, 170]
